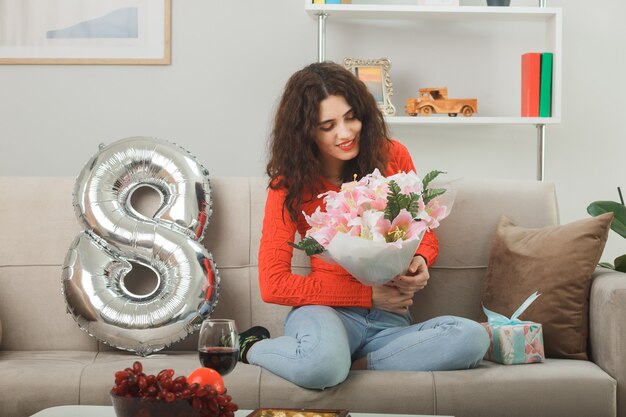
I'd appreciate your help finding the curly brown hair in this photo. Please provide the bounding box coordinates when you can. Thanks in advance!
[267,61,391,222]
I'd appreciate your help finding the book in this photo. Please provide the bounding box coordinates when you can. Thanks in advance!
[325,0,341,3]
[539,52,553,117]
[313,0,324,4]
[521,52,541,117]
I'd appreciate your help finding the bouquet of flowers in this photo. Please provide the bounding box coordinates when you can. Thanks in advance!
[290,169,453,285]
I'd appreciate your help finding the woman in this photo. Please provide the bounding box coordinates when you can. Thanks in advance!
[239,62,488,389]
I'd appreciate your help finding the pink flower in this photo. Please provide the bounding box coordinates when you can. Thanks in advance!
[388,170,423,194]
[367,209,427,248]
[360,210,387,242]
[302,169,450,250]
[304,207,337,246]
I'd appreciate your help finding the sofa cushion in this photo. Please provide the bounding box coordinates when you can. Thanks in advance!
[481,213,612,359]
[0,265,98,351]
[433,359,616,417]
[0,351,97,417]
[256,360,615,417]
[412,178,559,323]
[259,367,435,414]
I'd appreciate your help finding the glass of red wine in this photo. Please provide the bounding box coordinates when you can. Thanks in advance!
[198,319,240,376]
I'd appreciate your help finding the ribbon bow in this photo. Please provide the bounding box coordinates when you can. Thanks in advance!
[483,291,541,326]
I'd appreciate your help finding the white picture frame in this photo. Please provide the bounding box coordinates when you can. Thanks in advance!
[343,57,396,116]
[0,0,171,65]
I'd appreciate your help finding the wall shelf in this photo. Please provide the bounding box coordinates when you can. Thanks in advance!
[305,4,560,22]
[386,116,560,126]
[305,1,562,180]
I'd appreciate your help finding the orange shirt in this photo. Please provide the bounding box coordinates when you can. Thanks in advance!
[258,139,439,308]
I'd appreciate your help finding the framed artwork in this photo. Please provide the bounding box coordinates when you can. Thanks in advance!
[343,57,395,116]
[0,0,171,65]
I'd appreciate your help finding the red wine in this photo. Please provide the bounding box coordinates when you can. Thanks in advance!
[199,347,238,375]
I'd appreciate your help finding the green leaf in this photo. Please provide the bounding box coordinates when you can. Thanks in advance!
[422,170,445,190]
[587,200,626,239]
[288,237,324,256]
[385,180,421,220]
[422,188,446,205]
[614,254,626,273]
[407,193,420,218]
[385,180,403,221]
[598,261,615,269]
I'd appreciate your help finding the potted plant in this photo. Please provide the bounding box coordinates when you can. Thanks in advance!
[587,187,626,272]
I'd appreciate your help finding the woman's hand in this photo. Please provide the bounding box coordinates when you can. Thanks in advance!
[371,256,430,314]
[388,255,430,294]
[371,285,414,314]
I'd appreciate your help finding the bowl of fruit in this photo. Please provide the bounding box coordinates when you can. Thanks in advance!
[110,361,238,417]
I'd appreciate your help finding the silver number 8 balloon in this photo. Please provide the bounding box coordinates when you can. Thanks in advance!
[62,137,219,356]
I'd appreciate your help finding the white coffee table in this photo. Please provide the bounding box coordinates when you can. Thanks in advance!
[30,405,451,417]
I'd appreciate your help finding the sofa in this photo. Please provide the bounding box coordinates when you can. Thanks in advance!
[0,176,624,417]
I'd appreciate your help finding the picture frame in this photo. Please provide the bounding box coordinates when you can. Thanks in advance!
[343,57,396,116]
[0,0,171,65]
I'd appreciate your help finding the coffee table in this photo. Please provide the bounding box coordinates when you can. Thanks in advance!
[30,405,451,417]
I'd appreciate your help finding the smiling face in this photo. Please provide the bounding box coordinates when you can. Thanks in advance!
[314,94,362,181]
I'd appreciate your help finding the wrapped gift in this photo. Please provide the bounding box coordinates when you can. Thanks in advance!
[481,292,545,365]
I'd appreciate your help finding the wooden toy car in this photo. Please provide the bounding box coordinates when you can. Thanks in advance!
[405,87,477,117]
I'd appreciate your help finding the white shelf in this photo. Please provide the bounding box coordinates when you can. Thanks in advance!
[305,4,561,22]
[306,2,562,125]
[385,116,560,125]
[306,2,562,180]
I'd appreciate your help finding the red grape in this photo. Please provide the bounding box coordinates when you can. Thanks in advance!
[110,360,238,417]
[132,361,143,374]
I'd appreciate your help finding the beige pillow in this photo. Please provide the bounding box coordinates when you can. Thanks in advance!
[481,213,612,360]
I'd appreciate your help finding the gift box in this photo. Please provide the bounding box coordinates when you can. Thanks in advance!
[481,292,545,365]
[482,321,544,364]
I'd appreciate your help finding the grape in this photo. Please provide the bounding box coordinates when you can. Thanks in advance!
[127,374,138,385]
[192,397,203,410]
[110,360,239,417]
[206,398,219,415]
[132,361,143,374]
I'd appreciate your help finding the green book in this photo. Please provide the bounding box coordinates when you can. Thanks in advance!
[539,52,553,117]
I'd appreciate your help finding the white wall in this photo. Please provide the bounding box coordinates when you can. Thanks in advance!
[0,0,625,264]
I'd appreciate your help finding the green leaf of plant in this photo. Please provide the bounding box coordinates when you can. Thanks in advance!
[422,188,446,205]
[614,254,626,273]
[407,192,420,218]
[385,180,423,220]
[422,170,445,190]
[587,200,626,239]
[288,237,325,256]
[598,261,615,269]
[385,180,403,221]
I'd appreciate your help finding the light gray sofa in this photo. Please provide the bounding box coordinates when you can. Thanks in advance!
[0,176,624,417]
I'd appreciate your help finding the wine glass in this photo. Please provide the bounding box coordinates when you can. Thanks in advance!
[198,319,239,375]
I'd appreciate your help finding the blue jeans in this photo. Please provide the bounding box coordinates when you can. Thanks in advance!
[248,305,490,389]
